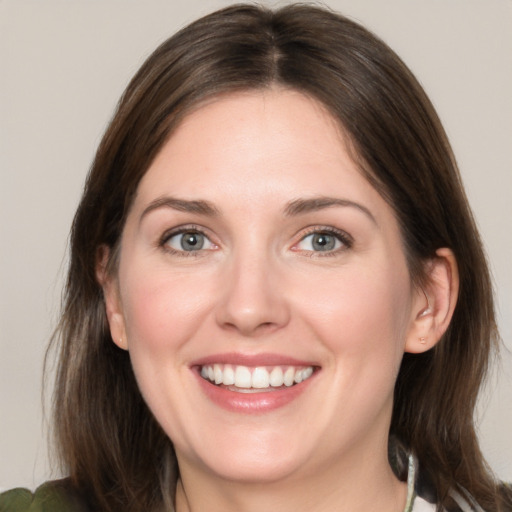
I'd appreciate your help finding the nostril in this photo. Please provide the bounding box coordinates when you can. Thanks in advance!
[221,319,280,336]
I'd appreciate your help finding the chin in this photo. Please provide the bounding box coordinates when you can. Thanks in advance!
[177,428,311,484]
[204,454,304,484]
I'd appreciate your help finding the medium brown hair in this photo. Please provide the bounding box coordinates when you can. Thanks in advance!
[50,4,509,511]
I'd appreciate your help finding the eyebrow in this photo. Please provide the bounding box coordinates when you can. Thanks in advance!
[139,195,376,225]
[284,196,377,225]
[140,196,220,222]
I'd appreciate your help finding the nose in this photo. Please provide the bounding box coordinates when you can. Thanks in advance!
[215,249,290,337]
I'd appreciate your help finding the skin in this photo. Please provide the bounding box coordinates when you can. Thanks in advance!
[100,89,458,512]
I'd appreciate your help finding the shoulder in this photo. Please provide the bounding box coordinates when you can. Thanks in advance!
[0,479,90,512]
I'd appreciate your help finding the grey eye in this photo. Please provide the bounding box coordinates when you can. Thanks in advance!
[166,231,213,252]
[297,232,342,252]
[181,232,204,250]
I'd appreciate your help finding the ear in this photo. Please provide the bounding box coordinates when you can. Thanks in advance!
[405,248,459,354]
[96,245,128,350]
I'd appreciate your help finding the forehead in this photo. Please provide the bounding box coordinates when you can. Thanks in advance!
[133,89,378,206]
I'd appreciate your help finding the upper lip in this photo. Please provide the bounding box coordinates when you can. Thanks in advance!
[191,352,319,368]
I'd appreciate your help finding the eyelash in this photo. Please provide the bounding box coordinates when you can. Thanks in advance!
[292,226,353,256]
[158,225,353,257]
[159,225,215,257]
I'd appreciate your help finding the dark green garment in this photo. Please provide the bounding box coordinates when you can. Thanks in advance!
[0,480,89,512]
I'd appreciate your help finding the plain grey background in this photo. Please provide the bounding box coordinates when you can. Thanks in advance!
[1,0,511,491]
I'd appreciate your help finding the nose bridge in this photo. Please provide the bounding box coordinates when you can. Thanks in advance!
[216,241,289,336]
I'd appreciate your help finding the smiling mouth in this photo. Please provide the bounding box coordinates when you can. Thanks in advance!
[200,364,315,392]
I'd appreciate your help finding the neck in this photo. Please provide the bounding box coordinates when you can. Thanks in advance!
[175,445,408,512]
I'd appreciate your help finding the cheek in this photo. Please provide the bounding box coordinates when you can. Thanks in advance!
[119,264,214,357]
[297,259,412,367]
[117,268,211,427]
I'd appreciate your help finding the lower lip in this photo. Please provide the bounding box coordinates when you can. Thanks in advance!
[194,369,317,414]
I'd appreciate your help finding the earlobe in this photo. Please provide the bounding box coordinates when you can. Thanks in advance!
[405,248,459,354]
[96,245,128,351]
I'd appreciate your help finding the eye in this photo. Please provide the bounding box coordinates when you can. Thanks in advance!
[294,229,351,253]
[163,230,216,253]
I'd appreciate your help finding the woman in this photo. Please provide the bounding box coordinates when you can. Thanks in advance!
[1,4,510,512]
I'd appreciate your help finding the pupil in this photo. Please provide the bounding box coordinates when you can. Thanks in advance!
[181,233,204,251]
[313,233,334,251]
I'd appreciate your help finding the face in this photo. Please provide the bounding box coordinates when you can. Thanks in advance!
[104,89,423,485]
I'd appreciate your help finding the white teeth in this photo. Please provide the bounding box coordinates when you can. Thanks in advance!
[284,367,295,387]
[200,363,315,390]
[234,365,252,388]
[269,367,284,387]
[252,367,269,388]
[302,366,313,380]
[214,364,223,384]
[295,367,313,383]
[222,364,235,385]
